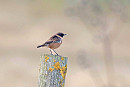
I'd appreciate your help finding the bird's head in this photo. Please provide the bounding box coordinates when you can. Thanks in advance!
[56,32,67,38]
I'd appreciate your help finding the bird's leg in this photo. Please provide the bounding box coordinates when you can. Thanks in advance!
[50,49,53,55]
[53,49,59,55]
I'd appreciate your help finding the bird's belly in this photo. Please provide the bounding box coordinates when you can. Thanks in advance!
[48,43,61,49]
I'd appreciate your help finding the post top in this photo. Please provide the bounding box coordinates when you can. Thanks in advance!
[41,54,68,58]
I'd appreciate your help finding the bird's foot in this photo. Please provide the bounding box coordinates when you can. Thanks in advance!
[55,54,62,57]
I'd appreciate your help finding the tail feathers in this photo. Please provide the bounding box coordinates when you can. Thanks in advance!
[37,44,45,48]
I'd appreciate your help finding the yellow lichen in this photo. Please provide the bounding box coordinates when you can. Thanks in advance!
[45,56,49,62]
[49,68,54,72]
[54,59,56,62]
[54,62,60,70]
[61,57,64,61]
[60,65,67,79]
[59,80,63,87]
[45,56,48,58]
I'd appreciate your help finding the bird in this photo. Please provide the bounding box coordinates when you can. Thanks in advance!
[37,32,67,55]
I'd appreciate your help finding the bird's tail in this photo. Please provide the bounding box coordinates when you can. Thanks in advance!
[37,44,45,48]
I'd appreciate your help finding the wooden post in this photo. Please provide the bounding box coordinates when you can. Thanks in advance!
[39,54,68,87]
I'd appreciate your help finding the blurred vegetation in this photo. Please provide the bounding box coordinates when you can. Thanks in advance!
[65,0,130,25]
[0,0,130,87]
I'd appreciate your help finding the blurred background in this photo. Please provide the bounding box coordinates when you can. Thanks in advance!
[0,0,130,87]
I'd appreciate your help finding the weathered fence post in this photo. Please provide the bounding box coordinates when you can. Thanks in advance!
[39,54,68,87]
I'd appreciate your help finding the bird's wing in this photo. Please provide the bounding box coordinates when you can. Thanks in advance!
[43,41,53,46]
[49,35,58,40]
[50,35,62,43]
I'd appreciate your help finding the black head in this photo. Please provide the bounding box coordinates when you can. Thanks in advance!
[56,32,67,37]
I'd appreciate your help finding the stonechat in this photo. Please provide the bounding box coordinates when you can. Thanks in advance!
[37,32,67,55]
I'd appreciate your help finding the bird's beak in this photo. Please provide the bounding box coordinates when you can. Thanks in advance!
[64,34,67,35]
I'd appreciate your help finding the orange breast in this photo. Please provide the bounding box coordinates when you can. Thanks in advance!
[48,43,61,49]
